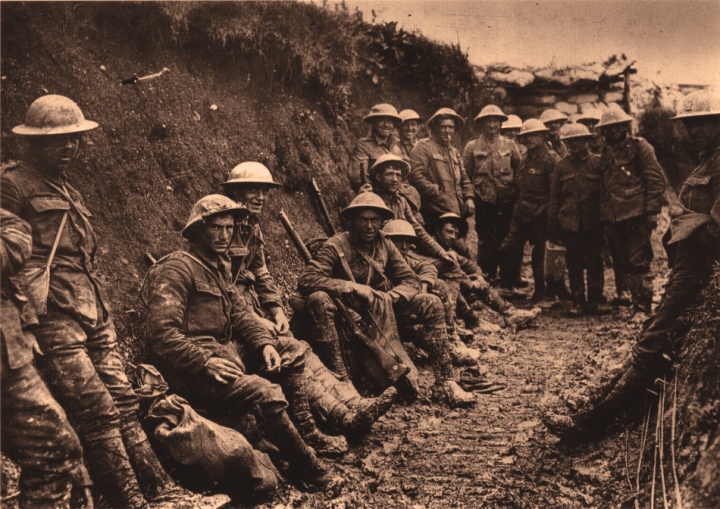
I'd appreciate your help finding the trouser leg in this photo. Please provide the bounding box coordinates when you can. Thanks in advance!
[624,215,655,313]
[499,216,527,288]
[1,358,83,509]
[585,232,605,304]
[305,291,349,380]
[605,221,631,299]
[564,232,585,303]
[529,220,547,293]
[431,279,456,330]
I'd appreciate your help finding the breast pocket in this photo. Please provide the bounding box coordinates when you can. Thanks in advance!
[187,281,227,334]
[681,175,713,213]
[432,154,451,192]
[29,196,71,250]
[497,150,513,177]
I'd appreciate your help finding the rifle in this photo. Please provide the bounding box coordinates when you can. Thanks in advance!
[278,209,409,386]
[310,178,336,236]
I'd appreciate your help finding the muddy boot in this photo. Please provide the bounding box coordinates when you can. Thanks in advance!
[610,289,632,306]
[431,380,477,408]
[285,373,348,457]
[119,418,181,503]
[449,329,482,366]
[339,386,398,437]
[83,435,148,508]
[503,305,541,330]
[314,329,350,381]
[263,411,343,491]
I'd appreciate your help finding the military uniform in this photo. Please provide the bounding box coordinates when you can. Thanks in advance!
[499,144,560,293]
[549,152,605,306]
[1,162,167,507]
[547,137,569,159]
[349,134,402,192]
[463,133,521,277]
[1,209,84,509]
[600,136,666,312]
[397,138,423,211]
[409,137,474,233]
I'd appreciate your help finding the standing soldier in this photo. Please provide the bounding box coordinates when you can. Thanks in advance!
[596,107,666,318]
[409,107,475,236]
[1,209,86,509]
[501,114,527,158]
[348,103,403,192]
[573,108,603,154]
[545,90,720,436]
[1,95,178,508]
[499,119,561,301]
[143,195,340,488]
[463,104,522,281]
[548,124,608,316]
[540,108,570,159]
[397,109,424,212]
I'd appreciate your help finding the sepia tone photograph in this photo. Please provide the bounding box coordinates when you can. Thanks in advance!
[1,1,718,507]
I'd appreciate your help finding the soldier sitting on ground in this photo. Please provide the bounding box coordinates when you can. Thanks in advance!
[143,195,340,489]
[219,162,397,447]
[431,213,540,332]
[297,192,477,408]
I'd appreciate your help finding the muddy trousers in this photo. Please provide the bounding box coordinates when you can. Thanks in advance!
[1,356,83,509]
[604,216,654,312]
[474,199,516,280]
[33,304,164,507]
[499,215,547,292]
[562,230,605,304]
[394,293,454,384]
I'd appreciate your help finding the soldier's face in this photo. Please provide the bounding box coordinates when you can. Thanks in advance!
[198,215,235,255]
[30,133,82,172]
[352,209,383,244]
[401,120,419,142]
[372,117,396,139]
[502,128,520,140]
[683,116,720,153]
[481,117,502,137]
[437,222,459,248]
[231,185,271,216]
[434,119,456,146]
[545,120,566,135]
[519,133,544,150]
[578,119,598,133]
[601,124,628,143]
[566,138,589,156]
[391,237,412,255]
[376,166,403,194]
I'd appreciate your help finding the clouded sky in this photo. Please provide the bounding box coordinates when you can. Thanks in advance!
[334,0,719,87]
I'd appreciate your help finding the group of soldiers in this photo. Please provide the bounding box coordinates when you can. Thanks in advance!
[1,88,718,507]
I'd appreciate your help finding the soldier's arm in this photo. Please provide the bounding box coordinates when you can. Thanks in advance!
[384,239,421,302]
[409,254,439,289]
[462,141,475,180]
[144,259,215,375]
[510,140,522,173]
[228,286,277,353]
[297,241,350,297]
[408,143,441,199]
[249,229,284,310]
[0,209,32,279]
[402,200,446,258]
[458,157,475,201]
[0,176,25,217]
[637,139,667,215]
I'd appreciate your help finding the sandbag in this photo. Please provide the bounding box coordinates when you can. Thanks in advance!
[146,394,279,499]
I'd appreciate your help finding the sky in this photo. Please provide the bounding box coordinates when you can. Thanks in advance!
[328,0,720,87]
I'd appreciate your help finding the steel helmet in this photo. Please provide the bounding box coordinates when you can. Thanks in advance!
[596,107,633,128]
[539,109,569,126]
[437,212,469,238]
[340,192,394,222]
[672,90,720,120]
[517,119,549,137]
[559,123,594,141]
[221,162,282,188]
[474,104,508,124]
[575,109,602,125]
[382,219,417,238]
[427,107,465,127]
[501,114,523,131]
[363,103,402,125]
[369,153,411,180]
[182,194,248,238]
[399,109,422,123]
[12,95,99,136]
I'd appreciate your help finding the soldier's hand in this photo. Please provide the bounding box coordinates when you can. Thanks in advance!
[358,182,374,194]
[464,198,475,217]
[351,283,375,303]
[262,345,282,373]
[440,250,459,267]
[271,307,290,335]
[204,357,243,384]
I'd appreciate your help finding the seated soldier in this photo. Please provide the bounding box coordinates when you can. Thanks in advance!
[220,162,397,443]
[143,195,339,488]
[432,213,540,331]
[297,192,476,408]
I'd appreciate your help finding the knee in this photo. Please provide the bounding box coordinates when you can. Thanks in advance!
[412,293,445,323]
[306,292,336,314]
[253,380,289,418]
[277,337,310,370]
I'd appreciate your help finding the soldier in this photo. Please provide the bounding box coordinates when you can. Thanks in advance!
[1,95,177,508]
[431,213,540,331]
[408,108,475,236]
[545,90,720,436]
[499,119,561,302]
[548,124,609,316]
[573,108,602,154]
[500,114,523,141]
[397,109,424,212]
[596,107,666,318]
[298,192,476,407]
[220,162,397,445]
[1,209,86,509]
[348,103,403,192]
[540,108,570,159]
[463,104,522,281]
[143,195,339,487]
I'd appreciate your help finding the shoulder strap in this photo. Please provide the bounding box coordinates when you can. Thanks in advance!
[45,212,68,272]
[328,237,356,284]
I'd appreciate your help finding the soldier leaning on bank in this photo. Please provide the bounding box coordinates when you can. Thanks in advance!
[1,95,178,509]
[1,208,86,509]
[545,90,720,437]
[463,105,522,282]
[596,107,667,317]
